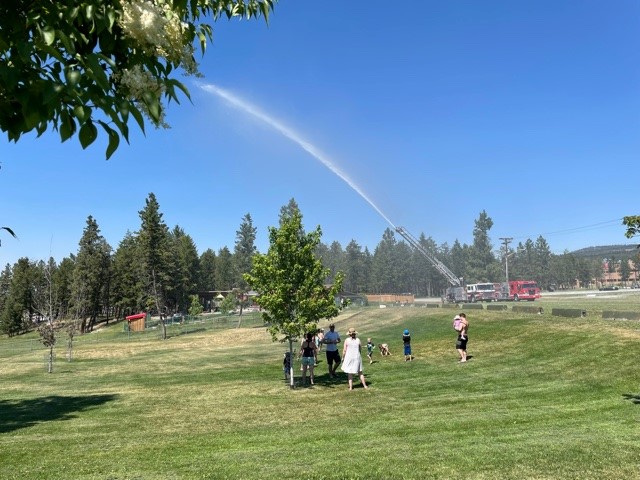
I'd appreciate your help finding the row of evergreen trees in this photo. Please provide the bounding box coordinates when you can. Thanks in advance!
[0,195,624,337]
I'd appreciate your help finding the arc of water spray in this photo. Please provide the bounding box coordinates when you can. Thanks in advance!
[199,82,396,229]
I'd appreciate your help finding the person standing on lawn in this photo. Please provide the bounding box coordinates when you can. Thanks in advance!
[402,329,412,361]
[341,327,368,390]
[299,332,318,385]
[456,313,469,363]
[323,323,341,377]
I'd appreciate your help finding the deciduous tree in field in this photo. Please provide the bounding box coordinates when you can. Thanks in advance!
[38,322,56,373]
[188,294,203,318]
[244,208,344,388]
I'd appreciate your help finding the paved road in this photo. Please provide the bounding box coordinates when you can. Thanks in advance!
[415,288,640,304]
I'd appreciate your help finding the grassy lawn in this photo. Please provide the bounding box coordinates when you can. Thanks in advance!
[1,295,639,479]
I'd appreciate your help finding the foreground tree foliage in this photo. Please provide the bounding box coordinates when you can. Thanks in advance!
[244,208,344,388]
[0,0,276,158]
[623,216,640,244]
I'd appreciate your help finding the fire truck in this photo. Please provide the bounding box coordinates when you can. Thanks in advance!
[493,280,541,301]
[394,227,541,303]
[465,283,497,302]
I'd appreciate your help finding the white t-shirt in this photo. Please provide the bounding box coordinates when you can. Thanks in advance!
[323,330,340,352]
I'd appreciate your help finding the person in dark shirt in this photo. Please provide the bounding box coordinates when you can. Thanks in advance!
[299,332,318,385]
[283,351,291,381]
[456,313,469,363]
[402,329,412,361]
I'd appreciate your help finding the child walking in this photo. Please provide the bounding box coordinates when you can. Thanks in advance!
[283,351,291,381]
[366,338,375,364]
[402,329,412,361]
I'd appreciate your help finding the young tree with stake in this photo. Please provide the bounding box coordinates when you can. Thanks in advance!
[244,209,344,388]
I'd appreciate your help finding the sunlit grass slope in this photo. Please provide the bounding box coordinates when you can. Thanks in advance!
[1,300,638,479]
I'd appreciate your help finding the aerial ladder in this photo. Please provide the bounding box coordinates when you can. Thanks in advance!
[395,226,466,301]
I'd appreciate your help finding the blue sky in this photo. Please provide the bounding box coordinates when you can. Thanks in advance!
[1,1,639,267]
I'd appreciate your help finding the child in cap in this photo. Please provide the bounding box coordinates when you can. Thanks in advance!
[402,329,412,361]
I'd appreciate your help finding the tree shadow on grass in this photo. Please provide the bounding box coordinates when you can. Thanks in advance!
[0,394,119,433]
[622,393,640,405]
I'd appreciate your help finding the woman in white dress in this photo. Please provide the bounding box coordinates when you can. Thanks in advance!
[341,327,369,390]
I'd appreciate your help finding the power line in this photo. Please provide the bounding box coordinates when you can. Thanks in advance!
[511,218,624,242]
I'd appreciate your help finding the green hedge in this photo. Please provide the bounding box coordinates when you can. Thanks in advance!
[512,305,543,314]
[486,304,508,311]
[441,304,458,309]
[601,310,640,320]
[551,308,586,318]
[460,303,484,310]
[425,303,441,309]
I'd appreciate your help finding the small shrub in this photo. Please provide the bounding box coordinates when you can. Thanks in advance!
[461,303,484,310]
[512,305,542,314]
[601,310,640,320]
[487,304,508,311]
[551,308,586,318]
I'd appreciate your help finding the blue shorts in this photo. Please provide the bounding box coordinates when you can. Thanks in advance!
[404,345,411,356]
[301,356,315,366]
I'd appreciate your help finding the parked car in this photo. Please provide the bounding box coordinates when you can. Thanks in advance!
[599,286,619,291]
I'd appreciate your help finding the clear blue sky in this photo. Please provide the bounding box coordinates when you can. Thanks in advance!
[1,1,639,267]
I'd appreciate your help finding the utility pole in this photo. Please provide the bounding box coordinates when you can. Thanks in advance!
[499,237,513,284]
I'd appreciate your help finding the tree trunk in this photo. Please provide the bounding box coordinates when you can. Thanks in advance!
[151,268,166,340]
[48,346,54,373]
[288,339,295,389]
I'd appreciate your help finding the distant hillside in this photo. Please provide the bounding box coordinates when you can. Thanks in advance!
[570,244,639,260]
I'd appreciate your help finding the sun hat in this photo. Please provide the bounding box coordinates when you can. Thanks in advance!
[403,329,410,335]
[347,327,357,335]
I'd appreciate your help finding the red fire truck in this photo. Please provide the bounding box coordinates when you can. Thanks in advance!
[494,280,541,301]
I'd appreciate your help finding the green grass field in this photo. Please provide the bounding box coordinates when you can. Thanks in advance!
[1,292,639,479]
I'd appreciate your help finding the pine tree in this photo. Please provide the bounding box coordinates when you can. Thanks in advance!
[168,226,200,313]
[215,247,234,291]
[71,216,111,333]
[111,232,143,318]
[137,193,171,339]
[198,249,217,291]
[234,213,257,314]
